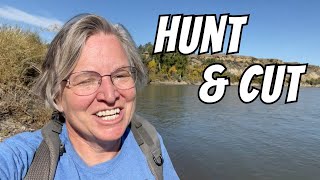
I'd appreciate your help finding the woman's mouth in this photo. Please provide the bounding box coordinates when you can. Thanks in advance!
[95,108,121,121]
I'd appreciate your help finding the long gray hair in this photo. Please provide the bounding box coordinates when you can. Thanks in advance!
[34,14,147,110]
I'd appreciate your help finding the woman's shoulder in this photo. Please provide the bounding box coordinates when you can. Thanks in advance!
[0,130,43,179]
[1,129,43,150]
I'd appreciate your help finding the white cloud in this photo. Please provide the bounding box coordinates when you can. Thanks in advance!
[0,6,63,32]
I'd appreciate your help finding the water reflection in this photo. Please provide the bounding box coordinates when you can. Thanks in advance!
[137,85,320,180]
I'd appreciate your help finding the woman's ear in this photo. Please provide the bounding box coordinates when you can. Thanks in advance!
[55,82,67,112]
[55,94,64,112]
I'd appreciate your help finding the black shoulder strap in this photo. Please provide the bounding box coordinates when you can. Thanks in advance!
[24,111,64,180]
[131,114,164,180]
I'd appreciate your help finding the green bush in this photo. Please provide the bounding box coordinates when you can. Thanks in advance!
[306,78,320,85]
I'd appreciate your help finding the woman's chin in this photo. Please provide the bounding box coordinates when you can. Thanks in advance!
[91,123,127,142]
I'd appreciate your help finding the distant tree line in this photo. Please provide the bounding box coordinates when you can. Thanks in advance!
[138,42,259,84]
[138,42,189,83]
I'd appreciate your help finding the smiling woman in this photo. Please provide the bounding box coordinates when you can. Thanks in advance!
[0,14,178,180]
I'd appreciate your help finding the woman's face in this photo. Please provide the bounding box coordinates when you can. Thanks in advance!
[57,33,136,143]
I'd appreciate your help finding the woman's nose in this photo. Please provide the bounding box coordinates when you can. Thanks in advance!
[95,77,120,104]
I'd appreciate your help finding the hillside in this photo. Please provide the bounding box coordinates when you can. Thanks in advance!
[187,54,320,86]
[139,43,320,86]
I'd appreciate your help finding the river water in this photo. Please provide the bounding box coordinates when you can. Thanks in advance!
[136,85,320,180]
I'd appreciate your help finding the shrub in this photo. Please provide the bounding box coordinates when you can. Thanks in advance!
[0,26,51,129]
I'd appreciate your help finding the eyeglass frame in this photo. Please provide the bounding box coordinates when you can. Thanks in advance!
[63,66,137,96]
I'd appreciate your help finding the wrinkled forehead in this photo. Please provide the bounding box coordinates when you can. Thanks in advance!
[71,33,130,74]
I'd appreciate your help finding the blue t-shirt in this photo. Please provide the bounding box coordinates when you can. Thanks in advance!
[0,124,179,179]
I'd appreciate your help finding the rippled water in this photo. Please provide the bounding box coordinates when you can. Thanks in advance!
[136,85,320,180]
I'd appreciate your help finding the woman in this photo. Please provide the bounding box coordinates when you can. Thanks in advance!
[0,14,178,179]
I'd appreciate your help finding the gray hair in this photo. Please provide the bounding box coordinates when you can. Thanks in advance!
[34,14,147,110]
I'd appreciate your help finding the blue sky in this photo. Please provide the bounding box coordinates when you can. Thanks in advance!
[0,0,319,65]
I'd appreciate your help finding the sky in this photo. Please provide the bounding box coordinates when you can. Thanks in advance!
[0,0,319,66]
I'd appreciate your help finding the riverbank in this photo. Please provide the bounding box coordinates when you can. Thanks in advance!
[149,80,189,85]
[149,80,320,87]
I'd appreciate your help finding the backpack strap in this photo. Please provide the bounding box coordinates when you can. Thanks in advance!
[24,111,65,180]
[131,114,164,180]
[25,113,163,180]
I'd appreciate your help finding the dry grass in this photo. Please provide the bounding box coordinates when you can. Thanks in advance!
[0,26,52,138]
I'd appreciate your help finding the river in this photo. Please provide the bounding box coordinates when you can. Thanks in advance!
[136,85,320,180]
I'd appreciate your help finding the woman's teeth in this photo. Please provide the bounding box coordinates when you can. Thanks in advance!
[96,108,120,121]
[101,114,119,121]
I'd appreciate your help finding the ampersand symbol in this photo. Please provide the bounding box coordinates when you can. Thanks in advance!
[198,63,230,104]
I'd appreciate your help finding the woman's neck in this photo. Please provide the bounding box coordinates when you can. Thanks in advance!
[66,125,121,167]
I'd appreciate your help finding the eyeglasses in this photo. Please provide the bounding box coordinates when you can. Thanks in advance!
[64,66,137,96]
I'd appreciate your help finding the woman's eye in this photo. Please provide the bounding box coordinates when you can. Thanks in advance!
[114,72,130,78]
[74,78,96,86]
